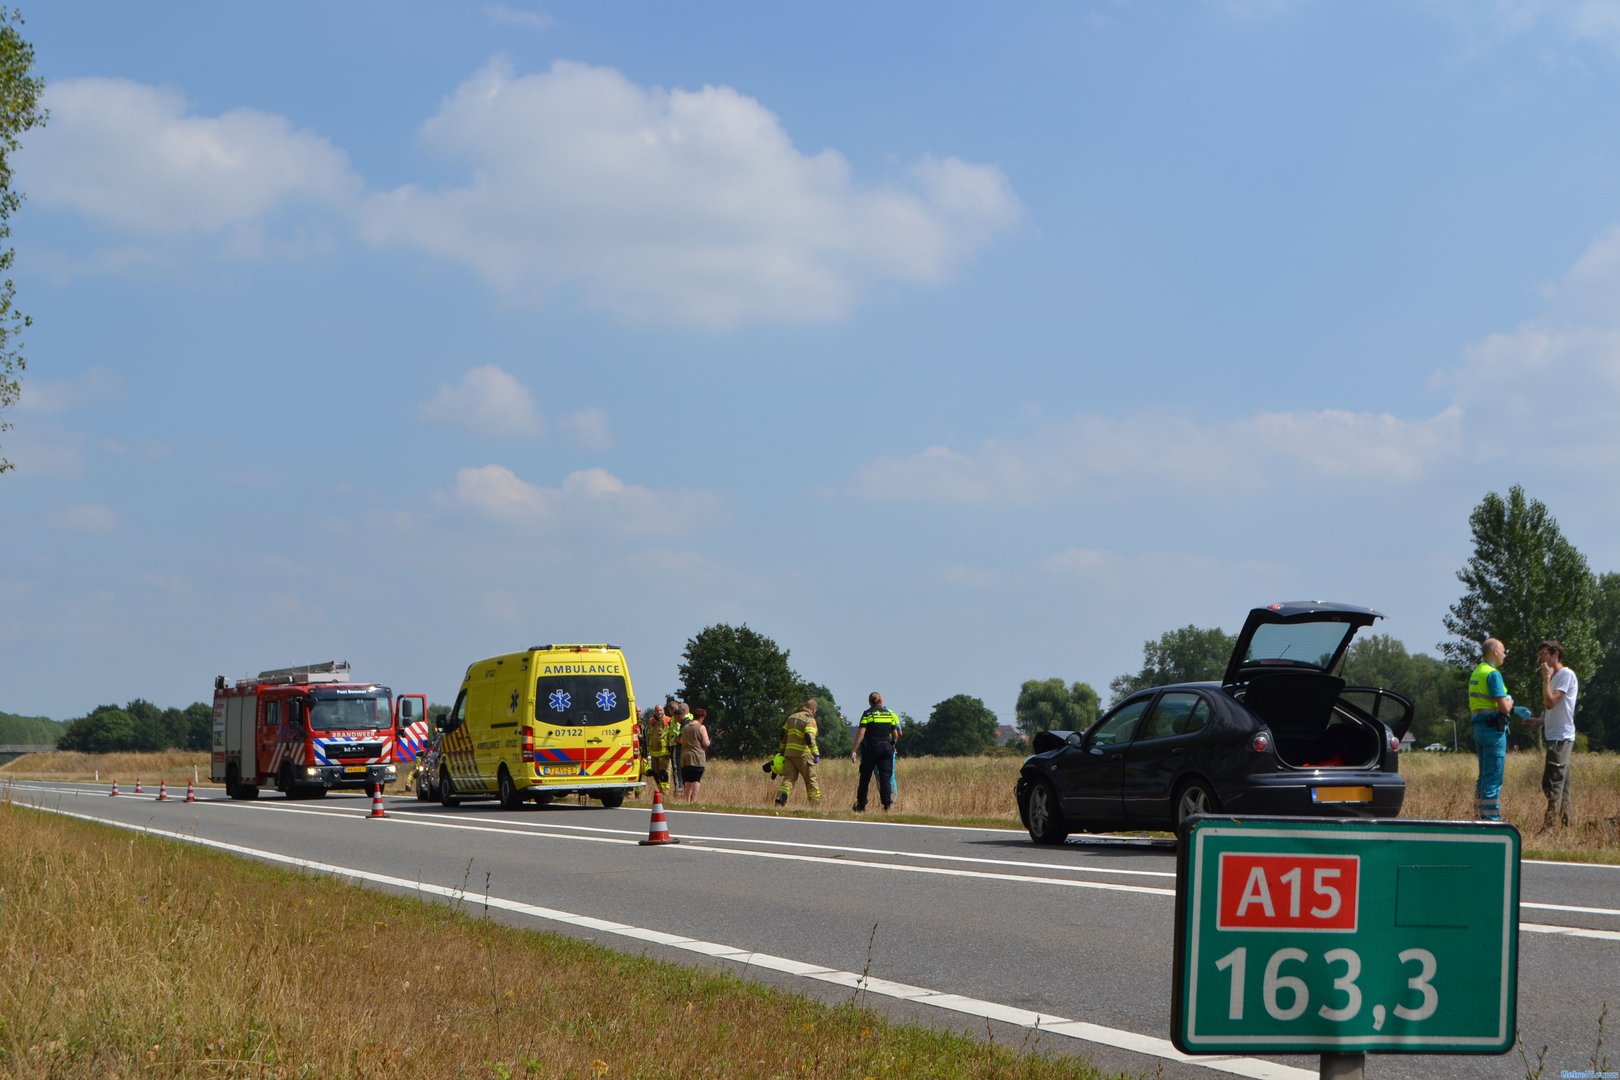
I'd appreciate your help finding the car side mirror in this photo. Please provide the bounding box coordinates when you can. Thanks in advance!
[1067,731,1085,749]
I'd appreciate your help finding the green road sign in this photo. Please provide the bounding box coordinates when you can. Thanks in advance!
[1172,816,1519,1055]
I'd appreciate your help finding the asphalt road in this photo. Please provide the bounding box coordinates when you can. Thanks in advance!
[8,779,1617,1080]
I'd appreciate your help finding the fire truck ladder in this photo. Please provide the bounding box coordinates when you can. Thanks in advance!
[253,660,352,686]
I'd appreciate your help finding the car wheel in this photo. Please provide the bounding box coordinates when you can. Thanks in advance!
[1174,779,1220,830]
[498,766,522,810]
[415,769,430,801]
[1024,778,1069,845]
[439,766,460,807]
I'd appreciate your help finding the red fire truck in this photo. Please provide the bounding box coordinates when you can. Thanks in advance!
[210,660,425,800]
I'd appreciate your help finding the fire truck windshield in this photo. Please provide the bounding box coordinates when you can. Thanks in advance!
[307,691,393,733]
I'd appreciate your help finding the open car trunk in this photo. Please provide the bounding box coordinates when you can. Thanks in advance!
[1234,672,1385,769]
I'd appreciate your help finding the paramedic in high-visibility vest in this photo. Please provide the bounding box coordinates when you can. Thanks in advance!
[775,699,821,808]
[1468,637,1529,821]
[851,691,900,812]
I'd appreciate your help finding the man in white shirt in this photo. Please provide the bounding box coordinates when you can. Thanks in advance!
[1536,640,1579,829]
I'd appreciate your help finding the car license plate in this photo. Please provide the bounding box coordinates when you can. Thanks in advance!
[344,766,366,775]
[1312,785,1373,803]
[539,765,579,777]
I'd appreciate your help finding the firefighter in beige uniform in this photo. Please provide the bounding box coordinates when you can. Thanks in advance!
[775,699,821,808]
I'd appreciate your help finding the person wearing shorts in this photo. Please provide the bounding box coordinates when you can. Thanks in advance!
[677,706,711,802]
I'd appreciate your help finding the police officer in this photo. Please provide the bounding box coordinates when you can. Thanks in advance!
[775,698,821,808]
[1468,637,1529,821]
[851,691,900,812]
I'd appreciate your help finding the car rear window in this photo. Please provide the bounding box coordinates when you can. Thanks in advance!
[1243,621,1357,671]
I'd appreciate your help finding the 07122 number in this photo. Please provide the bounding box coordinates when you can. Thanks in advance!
[1211,946,1438,1025]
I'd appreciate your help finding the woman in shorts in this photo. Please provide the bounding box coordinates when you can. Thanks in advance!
[677,706,711,802]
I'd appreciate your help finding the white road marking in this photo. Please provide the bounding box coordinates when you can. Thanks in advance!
[21,800,1313,1080]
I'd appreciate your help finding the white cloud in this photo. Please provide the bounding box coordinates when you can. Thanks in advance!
[61,503,120,533]
[448,464,715,528]
[484,4,553,29]
[560,407,613,449]
[360,59,1021,329]
[418,365,543,437]
[849,407,1465,505]
[15,369,123,415]
[23,78,360,243]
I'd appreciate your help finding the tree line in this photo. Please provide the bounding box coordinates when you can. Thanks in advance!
[19,486,1610,759]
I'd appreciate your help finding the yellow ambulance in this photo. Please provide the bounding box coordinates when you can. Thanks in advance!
[435,644,642,809]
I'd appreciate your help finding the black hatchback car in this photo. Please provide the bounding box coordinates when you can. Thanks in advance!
[1015,602,1412,843]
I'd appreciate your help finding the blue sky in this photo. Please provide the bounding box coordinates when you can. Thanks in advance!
[7,2,1620,727]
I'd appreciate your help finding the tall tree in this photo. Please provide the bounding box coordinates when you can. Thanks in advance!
[909,694,998,757]
[0,9,46,473]
[1440,486,1599,721]
[1108,625,1235,702]
[1014,677,1099,737]
[676,623,801,760]
[1582,571,1620,751]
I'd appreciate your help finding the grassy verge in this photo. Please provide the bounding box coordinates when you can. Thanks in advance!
[0,799,1126,1079]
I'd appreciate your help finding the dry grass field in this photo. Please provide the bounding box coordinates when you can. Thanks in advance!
[5,747,1618,862]
[0,795,1121,1079]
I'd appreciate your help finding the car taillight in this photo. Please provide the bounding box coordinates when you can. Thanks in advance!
[521,726,535,764]
[1386,731,1399,753]
[1251,733,1270,753]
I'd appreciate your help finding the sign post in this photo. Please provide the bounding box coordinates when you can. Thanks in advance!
[1173,816,1519,1070]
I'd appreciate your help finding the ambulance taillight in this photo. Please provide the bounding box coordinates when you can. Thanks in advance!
[521,726,535,764]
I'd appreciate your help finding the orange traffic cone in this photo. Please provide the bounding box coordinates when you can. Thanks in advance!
[369,787,386,819]
[638,789,679,846]
[185,780,197,803]
[134,778,144,794]
[155,779,170,802]
[109,779,120,796]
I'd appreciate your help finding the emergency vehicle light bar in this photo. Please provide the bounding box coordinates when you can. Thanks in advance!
[532,644,619,651]
[252,660,352,686]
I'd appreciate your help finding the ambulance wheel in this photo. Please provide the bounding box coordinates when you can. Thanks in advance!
[498,766,522,810]
[1024,778,1068,845]
[439,766,460,807]
[596,792,625,809]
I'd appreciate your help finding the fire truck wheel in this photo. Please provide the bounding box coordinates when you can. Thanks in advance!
[498,766,522,810]
[279,763,298,798]
[439,766,461,807]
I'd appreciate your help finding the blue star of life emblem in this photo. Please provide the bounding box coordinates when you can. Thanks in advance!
[509,689,520,713]
[595,689,617,711]
[548,690,571,712]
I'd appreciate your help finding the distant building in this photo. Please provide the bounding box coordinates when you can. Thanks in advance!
[997,725,1027,749]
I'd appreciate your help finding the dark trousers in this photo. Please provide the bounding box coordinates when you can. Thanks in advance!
[856,745,894,809]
